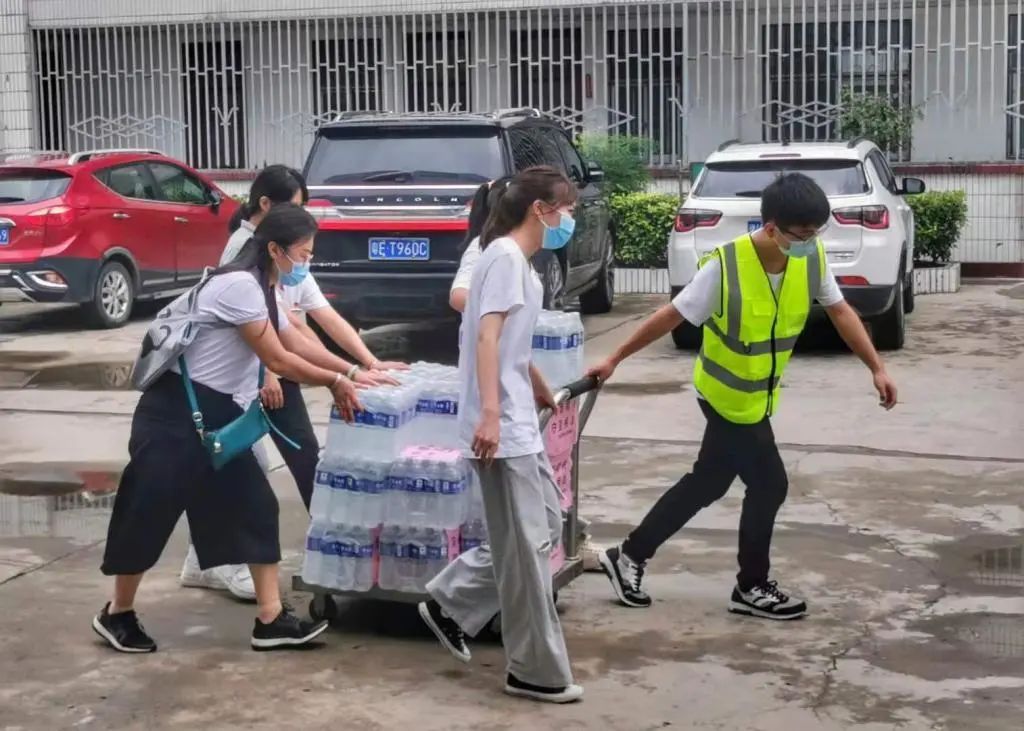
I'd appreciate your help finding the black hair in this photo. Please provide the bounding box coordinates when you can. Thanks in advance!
[228,164,308,233]
[460,176,514,255]
[212,202,318,333]
[479,166,577,250]
[760,172,831,230]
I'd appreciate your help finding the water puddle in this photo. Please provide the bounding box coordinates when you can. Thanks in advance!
[0,462,121,541]
[602,380,688,396]
[0,362,134,390]
[914,613,1024,661]
[972,544,1024,589]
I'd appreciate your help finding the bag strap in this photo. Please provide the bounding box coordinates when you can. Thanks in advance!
[178,356,206,436]
[265,412,301,450]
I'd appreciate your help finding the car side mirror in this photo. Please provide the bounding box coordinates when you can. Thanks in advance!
[586,161,605,184]
[208,190,224,212]
[901,177,925,195]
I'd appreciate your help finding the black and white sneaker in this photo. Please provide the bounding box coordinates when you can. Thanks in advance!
[251,607,329,650]
[728,580,807,621]
[598,545,652,608]
[504,673,584,704]
[92,603,157,653]
[418,600,470,663]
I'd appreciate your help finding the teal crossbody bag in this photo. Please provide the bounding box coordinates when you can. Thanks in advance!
[179,357,299,471]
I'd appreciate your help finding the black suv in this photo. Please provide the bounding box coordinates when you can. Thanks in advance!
[301,109,615,328]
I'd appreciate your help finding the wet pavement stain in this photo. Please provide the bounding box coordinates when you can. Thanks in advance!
[601,380,688,396]
[0,462,121,541]
[0,361,134,390]
[997,283,1024,300]
[972,544,1023,589]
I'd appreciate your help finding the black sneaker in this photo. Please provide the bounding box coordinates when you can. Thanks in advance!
[598,545,652,608]
[251,608,329,650]
[728,580,807,621]
[418,600,470,663]
[504,673,584,704]
[92,602,157,653]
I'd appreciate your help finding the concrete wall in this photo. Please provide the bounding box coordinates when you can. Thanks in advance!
[0,0,33,151]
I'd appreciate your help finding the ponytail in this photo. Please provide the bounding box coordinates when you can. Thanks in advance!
[460,176,513,255]
[228,164,307,235]
[480,166,576,250]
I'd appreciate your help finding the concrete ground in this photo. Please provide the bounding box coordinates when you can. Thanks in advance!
[0,284,1022,731]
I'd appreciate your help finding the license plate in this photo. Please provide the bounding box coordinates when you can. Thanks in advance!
[747,219,762,233]
[0,228,9,246]
[368,237,430,261]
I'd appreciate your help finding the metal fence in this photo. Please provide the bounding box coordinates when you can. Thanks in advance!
[27,1,1024,171]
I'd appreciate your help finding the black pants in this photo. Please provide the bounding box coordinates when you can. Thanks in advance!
[266,379,319,511]
[622,399,788,590]
[102,373,280,575]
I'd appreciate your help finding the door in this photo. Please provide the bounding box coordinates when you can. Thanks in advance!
[94,163,176,288]
[147,162,226,283]
[554,130,606,277]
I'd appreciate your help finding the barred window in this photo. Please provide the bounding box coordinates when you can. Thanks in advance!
[311,37,382,123]
[1008,15,1024,160]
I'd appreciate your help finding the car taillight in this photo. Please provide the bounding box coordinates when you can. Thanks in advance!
[836,275,870,286]
[833,205,889,230]
[304,198,342,220]
[674,208,722,233]
[28,204,78,227]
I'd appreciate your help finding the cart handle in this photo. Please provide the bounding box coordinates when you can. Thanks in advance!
[553,375,601,406]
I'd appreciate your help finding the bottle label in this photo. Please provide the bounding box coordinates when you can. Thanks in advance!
[306,535,321,551]
[425,544,448,560]
[461,538,483,552]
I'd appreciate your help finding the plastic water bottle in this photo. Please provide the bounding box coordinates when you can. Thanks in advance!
[463,464,485,525]
[302,522,325,586]
[361,457,389,528]
[460,517,487,554]
[377,524,400,590]
[347,525,375,591]
[420,527,449,590]
[436,453,468,528]
[310,464,334,522]
[319,528,340,590]
[328,461,356,527]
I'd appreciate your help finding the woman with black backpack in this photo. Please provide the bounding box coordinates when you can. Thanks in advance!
[94,204,362,653]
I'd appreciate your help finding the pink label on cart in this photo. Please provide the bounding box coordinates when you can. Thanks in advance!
[446,527,461,563]
[543,403,578,455]
[549,542,566,574]
[548,450,574,512]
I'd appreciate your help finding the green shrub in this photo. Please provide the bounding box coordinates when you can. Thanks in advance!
[608,192,679,268]
[907,190,967,264]
[839,87,921,155]
[577,134,652,197]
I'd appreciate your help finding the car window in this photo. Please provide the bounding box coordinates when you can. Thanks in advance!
[508,127,547,171]
[696,159,869,198]
[148,163,210,205]
[868,151,898,193]
[553,132,586,183]
[100,164,159,201]
[0,170,71,204]
[532,127,567,172]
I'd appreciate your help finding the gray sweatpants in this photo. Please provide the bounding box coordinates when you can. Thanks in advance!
[426,452,573,688]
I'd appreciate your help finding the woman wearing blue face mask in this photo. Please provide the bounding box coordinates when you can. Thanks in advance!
[419,167,584,705]
[180,165,402,602]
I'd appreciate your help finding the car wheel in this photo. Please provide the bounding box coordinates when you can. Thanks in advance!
[533,251,565,311]
[903,267,916,315]
[871,276,906,351]
[580,231,615,315]
[83,261,134,328]
[671,320,702,350]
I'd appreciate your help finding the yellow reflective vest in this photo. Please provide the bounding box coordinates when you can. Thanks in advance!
[692,234,825,425]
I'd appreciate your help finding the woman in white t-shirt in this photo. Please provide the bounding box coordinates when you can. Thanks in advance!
[94,204,363,654]
[182,166,403,600]
[419,167,584,704]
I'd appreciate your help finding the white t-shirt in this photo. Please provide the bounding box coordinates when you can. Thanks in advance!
[220,219,330,317]
[451,236,481,293]
[172,271,289,398]
[458,237,544,459]
[672,254,844,327]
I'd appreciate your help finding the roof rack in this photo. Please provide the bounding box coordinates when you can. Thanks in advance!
[493,107,543,121]
[0,150,69,164]
[716,139,740,152]
[68,148,165,164]
[332,110,394,121]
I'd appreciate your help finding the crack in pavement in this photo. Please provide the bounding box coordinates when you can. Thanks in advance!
[0,539,105,588]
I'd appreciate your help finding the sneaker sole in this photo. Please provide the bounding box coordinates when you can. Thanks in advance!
[250,621,329,650]
[417,602,471,663]
[91,616,156,654]
[727,601,807,621]
[504,684,584,704]
[597,551,651,609]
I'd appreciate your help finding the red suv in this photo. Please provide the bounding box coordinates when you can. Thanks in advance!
[0,149,237,327]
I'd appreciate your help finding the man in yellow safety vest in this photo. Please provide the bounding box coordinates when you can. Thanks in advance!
[587,172,898,620]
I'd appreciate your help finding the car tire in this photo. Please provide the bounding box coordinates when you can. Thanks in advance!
[903,268,916,315]
[83,260,134,328]
[533,251,565,311]
[579,231,615,315]
[871,276,906,351]
[671,320,702,350]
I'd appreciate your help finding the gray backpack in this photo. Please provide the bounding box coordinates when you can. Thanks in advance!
[130,270,225,390]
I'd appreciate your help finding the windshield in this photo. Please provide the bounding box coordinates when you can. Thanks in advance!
[306,126,505,185]
[696,159,869,198]
[0,170,71,204]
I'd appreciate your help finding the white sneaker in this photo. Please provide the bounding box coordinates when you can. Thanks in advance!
[180,546,257,602]
[580,536,605,573]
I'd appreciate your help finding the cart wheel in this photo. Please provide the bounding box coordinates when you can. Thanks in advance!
[309,594,338,623]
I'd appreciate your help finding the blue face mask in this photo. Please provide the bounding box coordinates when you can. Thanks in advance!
[542,212,576,250]
[279,255,310,287]
[777,233,817,259]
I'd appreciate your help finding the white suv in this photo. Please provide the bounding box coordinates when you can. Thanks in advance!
[667,139,924,350]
